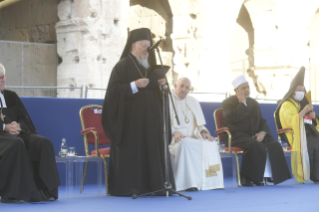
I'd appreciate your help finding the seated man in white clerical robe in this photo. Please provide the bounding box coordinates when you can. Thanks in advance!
[169,77,224,191]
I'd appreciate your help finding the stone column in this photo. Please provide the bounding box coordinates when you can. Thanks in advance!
[56,0,129,98]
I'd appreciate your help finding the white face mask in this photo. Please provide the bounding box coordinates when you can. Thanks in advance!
[294,91,305,101]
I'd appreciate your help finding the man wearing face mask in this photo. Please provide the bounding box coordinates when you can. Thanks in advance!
[275,67,319,183]
[222,75,291,187]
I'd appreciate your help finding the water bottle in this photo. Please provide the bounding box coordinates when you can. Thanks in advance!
[60,138,68,156]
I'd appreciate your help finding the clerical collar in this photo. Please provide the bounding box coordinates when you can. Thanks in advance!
[172,91,186,102]
[0,92,7,108]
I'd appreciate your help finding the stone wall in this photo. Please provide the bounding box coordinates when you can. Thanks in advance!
[56,0,129,98]
[2,0,319,101]
[0,0,59,97]
[242,0,319,100]
[0,0,59,43]
[128,0,241,101]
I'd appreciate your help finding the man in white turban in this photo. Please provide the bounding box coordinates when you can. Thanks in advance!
[169,77,224,191]
[221,75,291,186]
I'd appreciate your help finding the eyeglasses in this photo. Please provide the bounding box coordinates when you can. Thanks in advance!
[137,44,150,50]
[0,75,7,81]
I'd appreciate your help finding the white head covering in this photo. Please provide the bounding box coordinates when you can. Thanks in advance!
[232,75,248,89]
[176,76,192,86]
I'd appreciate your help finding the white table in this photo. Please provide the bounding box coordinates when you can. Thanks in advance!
[56,156,103,197]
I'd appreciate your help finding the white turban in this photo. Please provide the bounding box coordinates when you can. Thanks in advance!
[232,75,247,89]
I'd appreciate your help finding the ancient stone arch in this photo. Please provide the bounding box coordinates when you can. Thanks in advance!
[230,4,259,97]
[239,0,319,100]
[128,0,243,97]
[55,0,246,98]
[55,0,319,100]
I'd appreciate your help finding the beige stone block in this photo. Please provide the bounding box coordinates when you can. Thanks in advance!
[72,0,91,19]
[0,9,8,29]
[31,2,59,26]
[27,25,51,43]
[58,0,72,21]
[168,0,190,16]
[0,27,5,39]
[5,28,28,42]
[6,6,31,29]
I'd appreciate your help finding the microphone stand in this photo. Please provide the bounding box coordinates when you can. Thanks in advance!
[132,47,191,200]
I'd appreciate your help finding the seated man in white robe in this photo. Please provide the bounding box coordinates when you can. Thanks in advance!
[169,77,224,191]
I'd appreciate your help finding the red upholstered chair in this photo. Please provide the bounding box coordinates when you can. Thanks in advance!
[79,104,110,194]
[274,112,292,151]
[213,108,244,186]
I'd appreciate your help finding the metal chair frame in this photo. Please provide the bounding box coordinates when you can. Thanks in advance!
[79,104,109,194]
[213,108,243,186]
[273,111,293,151]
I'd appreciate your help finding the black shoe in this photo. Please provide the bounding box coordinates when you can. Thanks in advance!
[185,187,198,191]
[241,177,254,187]
[252,181,264,186]
[1,198,28,204]
[265,177,274,183]
[41,189,56,202]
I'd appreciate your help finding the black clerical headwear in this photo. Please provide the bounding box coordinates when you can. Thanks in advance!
[275,67,307,136]
[120,28,156,66]
[280,66,305,103]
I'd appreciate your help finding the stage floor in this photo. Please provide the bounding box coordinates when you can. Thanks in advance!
[1,179,318,212]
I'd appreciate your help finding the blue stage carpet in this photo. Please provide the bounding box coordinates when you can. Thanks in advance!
[1,182,318,212]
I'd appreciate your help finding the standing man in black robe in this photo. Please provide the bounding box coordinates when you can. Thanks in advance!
[102,28,174,196]
[0,63,60,203]
[222,75,291,186]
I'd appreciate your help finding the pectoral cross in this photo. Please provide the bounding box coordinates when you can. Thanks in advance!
[0,112,5,122]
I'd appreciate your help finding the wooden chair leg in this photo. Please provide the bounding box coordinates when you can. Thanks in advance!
[80,159,90,193]
[101,156,108,194]
[234,152,241,186]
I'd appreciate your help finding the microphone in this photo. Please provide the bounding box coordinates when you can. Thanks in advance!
[147,40,162,53]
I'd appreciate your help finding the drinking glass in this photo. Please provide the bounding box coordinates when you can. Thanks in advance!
[67,147,76,156]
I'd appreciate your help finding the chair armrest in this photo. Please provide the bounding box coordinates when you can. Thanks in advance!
[215,127,230,134]
[215,128,233,153]
[80,127,99,156]
[277,128,293,135]
[81,127,97,135]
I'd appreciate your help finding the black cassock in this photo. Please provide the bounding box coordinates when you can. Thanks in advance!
[222,96,291,184]
[0,90,60,202]
[299,102,319,182]
[102,53,175,196]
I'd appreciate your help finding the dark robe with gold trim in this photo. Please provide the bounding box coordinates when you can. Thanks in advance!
[222,96,291,184]
[0,90,60,202]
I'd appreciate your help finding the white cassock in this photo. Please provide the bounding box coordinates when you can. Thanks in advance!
[169,92,224,191]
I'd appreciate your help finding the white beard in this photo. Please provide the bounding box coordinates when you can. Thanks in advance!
[136,57,150,69]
